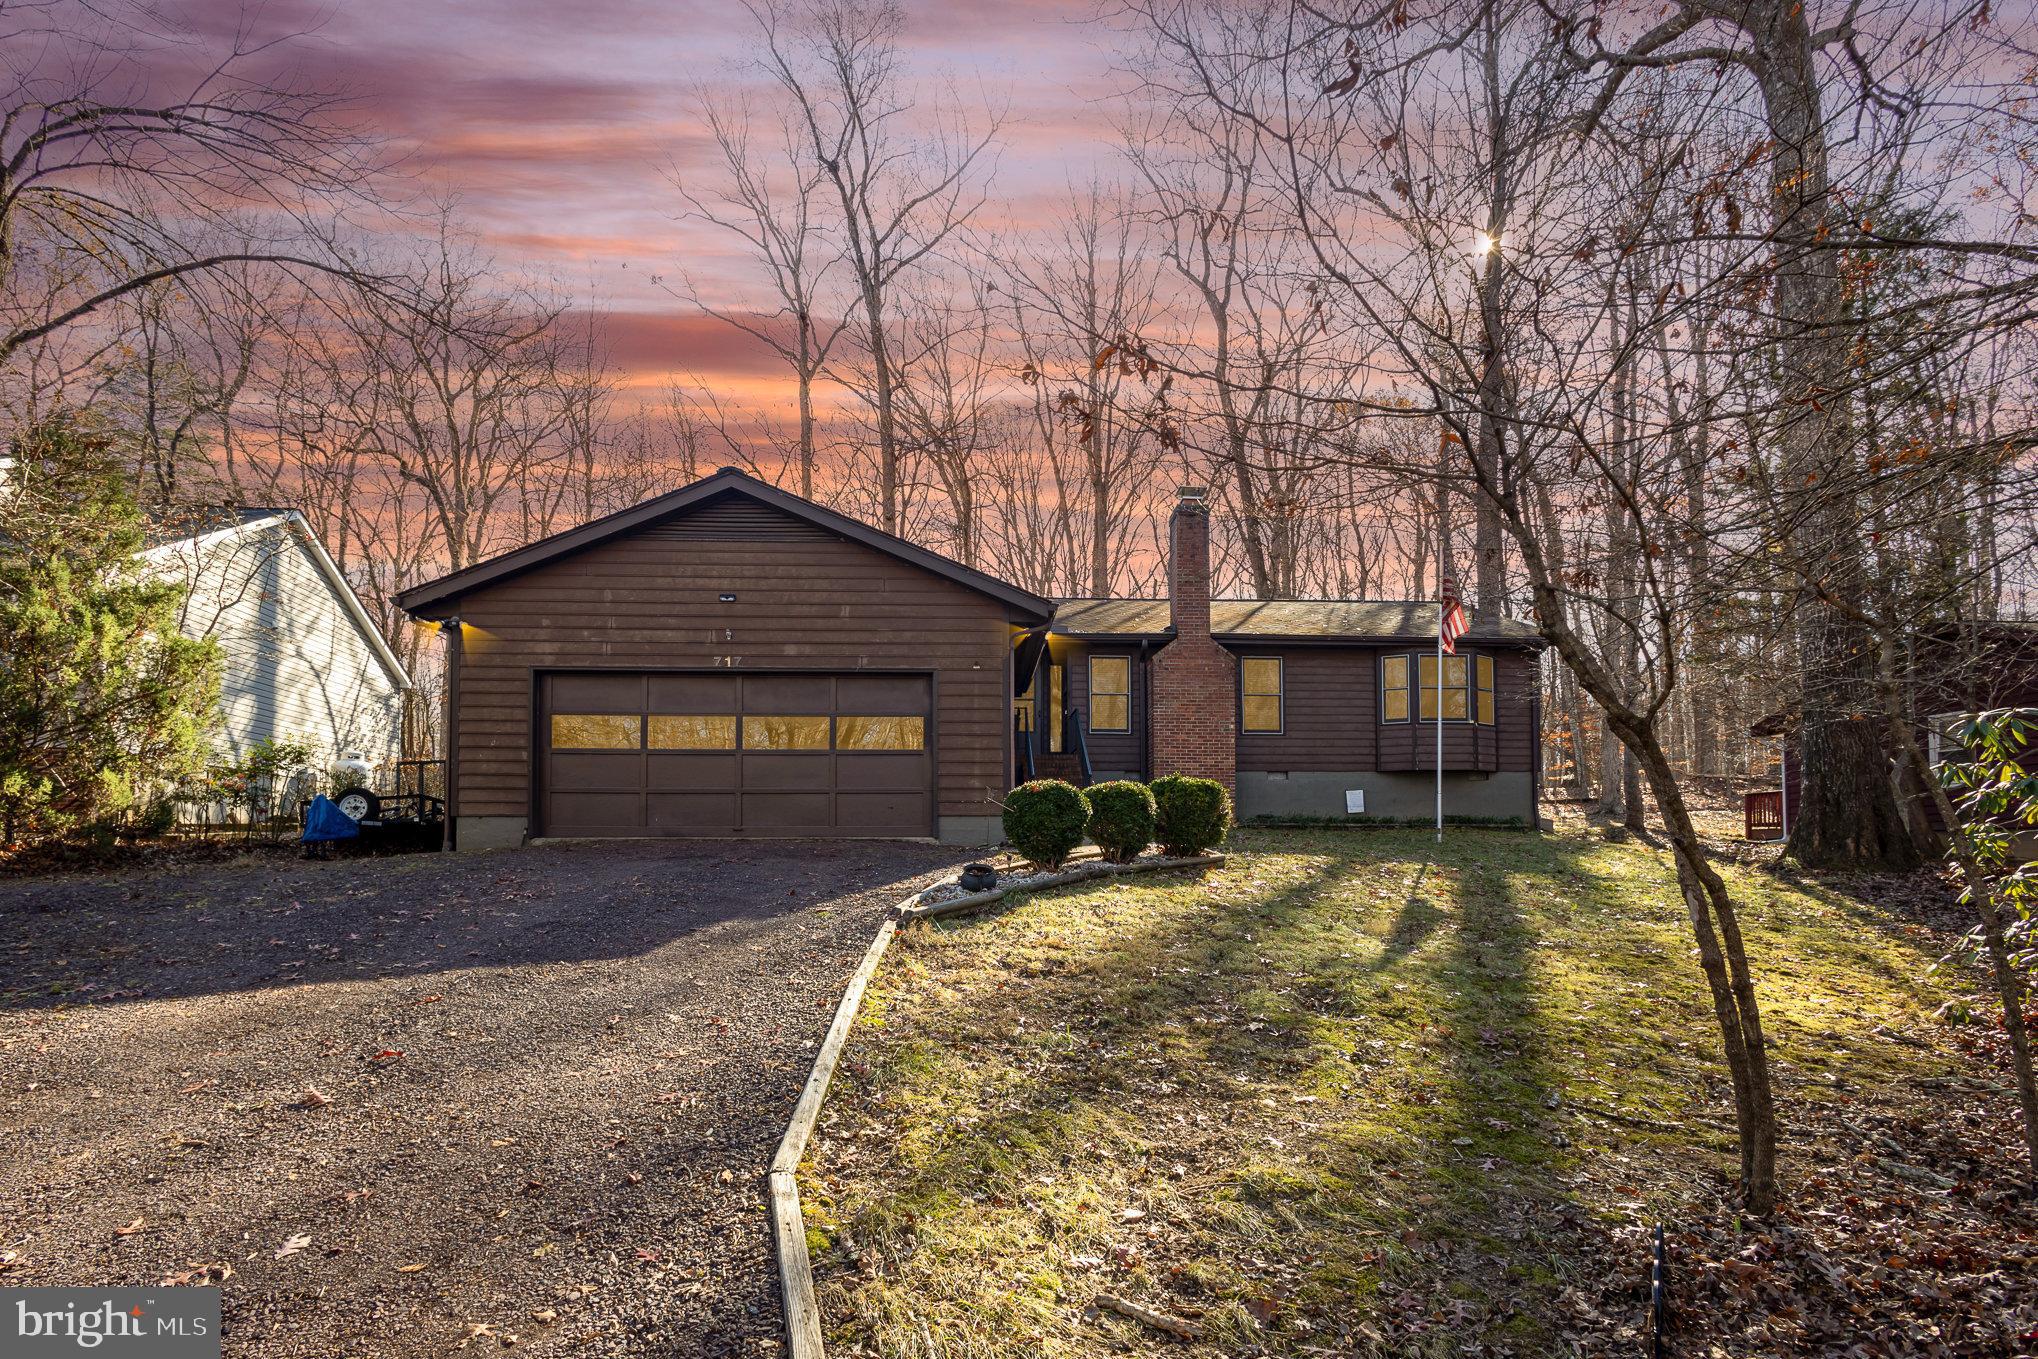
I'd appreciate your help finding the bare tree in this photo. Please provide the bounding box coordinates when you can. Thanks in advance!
[669,91,849,499]
[1121,0,1786,1210]
[1124,101,1362,598]
[747,0,999,534]
[0,1,393,370]
[1007,183,1173,596]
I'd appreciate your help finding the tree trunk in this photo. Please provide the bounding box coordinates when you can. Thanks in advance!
[1526,566,1779,1212]
[797,316,818,501]
[1622,748,1646,833]
[1565,673,1592,799]
[1598,715,1626,819]
[863,282,898,534]
[1739,0,1916,869]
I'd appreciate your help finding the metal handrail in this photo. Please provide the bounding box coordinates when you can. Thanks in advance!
[1067,707,1093,786]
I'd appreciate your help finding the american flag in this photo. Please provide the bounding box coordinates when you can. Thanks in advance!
[1439,577,1469,655]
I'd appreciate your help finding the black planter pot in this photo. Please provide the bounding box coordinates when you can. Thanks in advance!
[958,863,998,892]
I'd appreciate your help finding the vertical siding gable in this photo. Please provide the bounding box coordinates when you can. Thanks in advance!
[156,524,405,763]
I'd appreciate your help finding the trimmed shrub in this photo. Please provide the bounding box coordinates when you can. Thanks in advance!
[1085,780,1157,863]
[1003,779,1091,870]
[1150,775,1232,856]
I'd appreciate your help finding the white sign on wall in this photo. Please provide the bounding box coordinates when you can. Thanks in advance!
[1345,789,1365,815]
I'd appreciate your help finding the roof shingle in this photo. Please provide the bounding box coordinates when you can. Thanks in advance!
[1050,597,1543,645]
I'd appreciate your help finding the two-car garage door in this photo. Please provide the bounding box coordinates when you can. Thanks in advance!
[538,671,933,838]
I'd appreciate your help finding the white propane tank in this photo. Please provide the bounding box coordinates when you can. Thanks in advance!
[332,752,374,786]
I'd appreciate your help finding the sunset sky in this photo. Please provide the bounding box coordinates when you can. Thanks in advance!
[210,0,1139,398]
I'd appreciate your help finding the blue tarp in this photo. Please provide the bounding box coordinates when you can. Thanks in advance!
[302,794,361,843]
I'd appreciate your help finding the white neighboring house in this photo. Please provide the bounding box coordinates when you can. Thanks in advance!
[143,508,411,781]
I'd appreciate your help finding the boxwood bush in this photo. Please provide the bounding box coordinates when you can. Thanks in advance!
[1002,779,1091,870]
[1085,780,1157,863]
[1149,775,1232,856]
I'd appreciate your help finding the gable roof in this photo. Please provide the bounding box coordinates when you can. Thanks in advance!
[143,509,413,691]
[1051,598,1545,646]
[142,504,293,550]
[395,468,1057,621]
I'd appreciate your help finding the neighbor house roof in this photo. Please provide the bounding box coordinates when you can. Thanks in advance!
[396,467,1057,622]
[142,504,294,550]
[1050,598,1545,645]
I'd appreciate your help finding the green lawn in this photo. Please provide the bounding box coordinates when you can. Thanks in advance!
[797,827,2006,1357]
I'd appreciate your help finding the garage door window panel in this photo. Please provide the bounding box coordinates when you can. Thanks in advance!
[743,715,831,749]
[551,714,642,749]
[837,715,925,750]
[648,714,737,749]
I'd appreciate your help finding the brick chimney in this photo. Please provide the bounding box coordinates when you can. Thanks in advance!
[1149,486,1236,793]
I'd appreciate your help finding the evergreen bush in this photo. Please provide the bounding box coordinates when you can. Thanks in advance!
[1002,779,1091,870]
[1149,775,1231,856]
[1085,780,1157,863]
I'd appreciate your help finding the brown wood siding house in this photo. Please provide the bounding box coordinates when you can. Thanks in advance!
[1040,630,1543,824]
[398,469,1052,848]
[401,475,1546,848]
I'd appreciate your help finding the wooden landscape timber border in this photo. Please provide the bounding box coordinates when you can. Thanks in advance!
[766,850,1228,1359]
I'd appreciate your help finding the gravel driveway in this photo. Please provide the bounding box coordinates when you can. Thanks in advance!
[0,839,966,1357]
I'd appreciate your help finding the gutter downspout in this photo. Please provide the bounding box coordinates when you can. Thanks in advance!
[1138,640,1152,781]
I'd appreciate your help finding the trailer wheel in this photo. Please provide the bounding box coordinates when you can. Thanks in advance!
[334,787,380,822]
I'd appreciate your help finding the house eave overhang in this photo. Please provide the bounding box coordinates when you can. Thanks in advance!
[1050,629,1548,649]
[395,469,1056,624]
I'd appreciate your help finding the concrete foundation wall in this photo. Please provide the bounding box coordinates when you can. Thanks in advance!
[1236,770,1535,823]
[457,816,528,851]
[938,815,1005,847]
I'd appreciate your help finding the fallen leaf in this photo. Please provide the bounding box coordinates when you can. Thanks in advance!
[159,1263,231,1287]
[397,1263,429,1273]
[275,1233,312,1259]
[368,1049,403,1063]
[298,1086,331,1108]
[113,1218,146,1238]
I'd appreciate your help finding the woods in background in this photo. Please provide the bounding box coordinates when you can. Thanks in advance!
[4,0,2035,844]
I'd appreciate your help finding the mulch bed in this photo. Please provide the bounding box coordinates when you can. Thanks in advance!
[0,839,964,1357]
